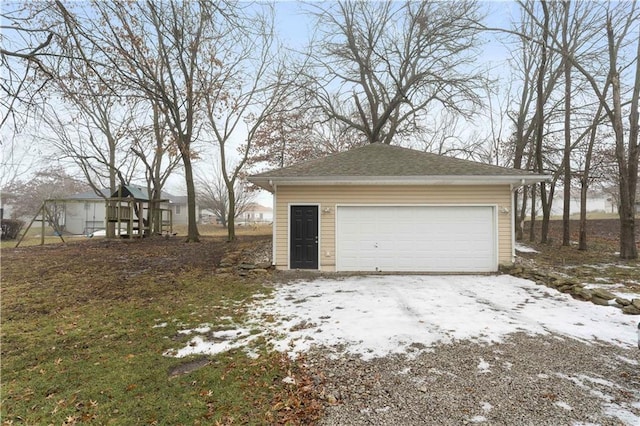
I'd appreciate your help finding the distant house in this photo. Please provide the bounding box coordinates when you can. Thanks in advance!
[57,186,193,235]
[550,189,616,216]
[0,191,20,221]
[238,203,273,224]
[63,189,110,234]
[167,195,189,226]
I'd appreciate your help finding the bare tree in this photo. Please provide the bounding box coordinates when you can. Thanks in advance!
[577,104,606,250]
[0,2,59,130]
[491,1,638,257]
[247,94,366,172]
[202,5,287,241]
[506,0,566,242]
[522,1,639,258]
[129,101,183,234]
[2,167,90,229]
[196,173,255,228]
[41,96,137,196]
[302,0,484,145]
[50,0,244,242]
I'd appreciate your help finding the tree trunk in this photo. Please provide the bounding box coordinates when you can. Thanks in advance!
[608,22,638,259]
[514,192,523,241]
[518,186,529,241]
[534,0,550,244]
[541,183,555,244]
[561,1,572,247]
[578,103,603,251]
[578,178,588,250]
[226,185,236,242]
[182,153,200,243]
[529,185,537,242]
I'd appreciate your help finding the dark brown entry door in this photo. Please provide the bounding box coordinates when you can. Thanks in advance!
[290,205,318,269]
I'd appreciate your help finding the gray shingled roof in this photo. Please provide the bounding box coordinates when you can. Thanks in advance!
[250,143,544,182]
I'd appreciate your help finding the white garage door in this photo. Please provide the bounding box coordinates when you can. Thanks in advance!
[336,206,497,272]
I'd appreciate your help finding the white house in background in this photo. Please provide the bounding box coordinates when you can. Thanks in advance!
[550,189,616,216]
[238,202,273,224]
[167,195,189,226]
[64,189,111,234]
[59,187,192,235]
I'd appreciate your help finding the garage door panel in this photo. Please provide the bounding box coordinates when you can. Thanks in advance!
[337,206,496,272]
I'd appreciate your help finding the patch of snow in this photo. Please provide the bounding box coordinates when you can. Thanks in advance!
[583,283,640,301]
[178,325,211,335]
[252,275,638,360]
[603,403,640,425]
[555,372,640,424]
[163,275,639,363]
[164,328,255,358]
[282,376,296,384]
[481,402,493,412]
[245,348,260,359]
[469,415,487,423]
[554,401,573,411]
[477,358,491,374]
[515,243,539,253]
[398,367,411,375]
[152,322,167,328]
[502,361,513,370]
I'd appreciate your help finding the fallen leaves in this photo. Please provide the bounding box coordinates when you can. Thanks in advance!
[265,354,324,424]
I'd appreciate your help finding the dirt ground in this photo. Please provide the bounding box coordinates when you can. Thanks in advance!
[527,218,639,243]
[1,235,268,308]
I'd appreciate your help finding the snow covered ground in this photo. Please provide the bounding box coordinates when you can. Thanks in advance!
[252,275,638,360]
[164,274,640,425]
[165,274,638,360]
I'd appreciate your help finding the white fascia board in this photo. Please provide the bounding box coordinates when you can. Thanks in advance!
[250,175,552,189]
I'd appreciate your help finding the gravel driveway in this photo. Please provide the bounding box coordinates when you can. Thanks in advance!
[260,274,640,425]
[309,334,639,425]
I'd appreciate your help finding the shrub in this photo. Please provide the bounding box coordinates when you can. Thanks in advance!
[1,219,25,240]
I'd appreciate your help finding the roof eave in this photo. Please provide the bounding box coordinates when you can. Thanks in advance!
[248,175,552,192]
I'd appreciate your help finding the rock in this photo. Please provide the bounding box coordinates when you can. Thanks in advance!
[216,267,233,274]
[615,297,632,307]
[326,394,338,404]
[590,288,616,301]
[239,263,256,270]
[168,357,210,377]
[250,268,270,274]
[558,285,573,293]
[510,267,524,275]
[571,287,592,301]
[632,299,640,310]
[219,261,233,268]
[622,305,640,315]
[256,261,272,269]
[590,296,610,306]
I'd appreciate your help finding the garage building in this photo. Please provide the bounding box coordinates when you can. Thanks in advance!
[249,143,548,273]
